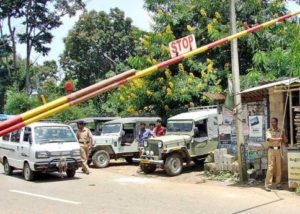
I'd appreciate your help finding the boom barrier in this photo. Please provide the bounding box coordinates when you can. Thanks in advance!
[1,10,300,137]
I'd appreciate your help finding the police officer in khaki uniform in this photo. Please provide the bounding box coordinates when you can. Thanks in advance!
[76,121,93,174]
[265,117,287,191]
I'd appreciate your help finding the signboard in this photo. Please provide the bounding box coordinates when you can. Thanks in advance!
[288,148,300,188]
[169,34,197,58]
[249,116,263,137]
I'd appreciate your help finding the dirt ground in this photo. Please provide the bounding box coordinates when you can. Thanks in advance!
[90,159,209,184]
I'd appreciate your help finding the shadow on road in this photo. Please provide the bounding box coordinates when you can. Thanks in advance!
[1,171,82,183]
[135,163,205,179]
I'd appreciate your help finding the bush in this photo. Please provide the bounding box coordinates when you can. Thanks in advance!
[4,89,40,114]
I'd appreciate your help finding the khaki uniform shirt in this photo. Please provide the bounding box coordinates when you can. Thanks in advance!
[266,127,287,147]
[77,127,92,144]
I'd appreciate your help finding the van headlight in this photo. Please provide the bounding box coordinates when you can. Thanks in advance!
[36,151,50,159]
[158,141,163,148]
[143,141,148,147]
[71,149,81,157]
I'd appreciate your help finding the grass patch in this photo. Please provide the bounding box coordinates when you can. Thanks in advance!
[204,170,239,182]
[295,186,300,196]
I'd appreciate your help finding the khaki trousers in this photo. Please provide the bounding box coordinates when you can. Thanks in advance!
[80,144,90,173]
[265,149,282,187]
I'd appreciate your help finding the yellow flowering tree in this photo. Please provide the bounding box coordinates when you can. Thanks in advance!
[103,0,290,118]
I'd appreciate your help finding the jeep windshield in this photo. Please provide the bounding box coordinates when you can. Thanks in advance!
[34,126,77,143]
[102,124,121,134]
[167,120,193,132]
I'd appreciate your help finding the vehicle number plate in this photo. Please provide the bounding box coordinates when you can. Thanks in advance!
[141,159,150,164]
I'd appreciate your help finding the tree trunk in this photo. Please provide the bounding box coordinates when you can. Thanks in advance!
[7,16,17,76]
[25,0,33,93]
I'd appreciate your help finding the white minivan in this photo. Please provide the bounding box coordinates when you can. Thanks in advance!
[0,122,82,181]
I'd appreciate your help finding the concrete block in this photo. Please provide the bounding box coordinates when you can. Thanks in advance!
[223,154,236,164]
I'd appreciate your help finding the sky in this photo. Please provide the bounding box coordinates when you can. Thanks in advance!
[15,0,152,65]
[8,0,300,65]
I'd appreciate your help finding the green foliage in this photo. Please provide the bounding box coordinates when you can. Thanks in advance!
[4,89,40,114]
[105,0,289,118]
[296,186,300,196]
[52,101,98,123]
[61,8,137,89]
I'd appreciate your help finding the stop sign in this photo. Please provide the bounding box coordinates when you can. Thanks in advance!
[168,34,197,58]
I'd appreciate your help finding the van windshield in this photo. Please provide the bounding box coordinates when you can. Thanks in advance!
[167,120,193,132]
[102,124,121,134]
[34,126,77,143]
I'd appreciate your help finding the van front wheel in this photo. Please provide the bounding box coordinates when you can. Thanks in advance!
[3,159,13,175]
[23,162,35,181]
[66,169,76,178]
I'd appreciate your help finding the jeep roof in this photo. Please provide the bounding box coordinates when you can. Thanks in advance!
[26,122,72,129]
[168,108,217,121]
[69,117,120,124]
[105,117,161,124]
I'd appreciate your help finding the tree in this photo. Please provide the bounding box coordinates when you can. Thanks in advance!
[0,0,85,92]
[60,8,137,89]
[103,0,298,118]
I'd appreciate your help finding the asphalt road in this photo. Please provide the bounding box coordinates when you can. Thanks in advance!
[1,165,300,214]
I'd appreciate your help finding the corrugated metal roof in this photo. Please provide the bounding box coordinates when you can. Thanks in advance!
[69,117,120,124]
[240,78,300,94]
[168,108,217,121]
[105,117,161,124]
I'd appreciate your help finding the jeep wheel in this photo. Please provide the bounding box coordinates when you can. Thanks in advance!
[3,158,13,175]
[125,157,133,164]
[92,150,110,168]
[66,169,76,178]
[23,162,35,181]
[164,154,183,176]
[140,164,156,174]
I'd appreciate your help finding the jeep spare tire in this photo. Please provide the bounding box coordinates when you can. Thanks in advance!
[140,164,156,174]
[164,154,183,176]
[92,150,110,168]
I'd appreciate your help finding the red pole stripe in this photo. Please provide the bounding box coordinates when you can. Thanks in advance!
[66,69,135,101]
[157,55,185,69]
[277,13,293,22]
[0,122,25,137]
[246,25,263,33]
[69,78,129,106]
[207,38,229,49]
[0,116,23,131]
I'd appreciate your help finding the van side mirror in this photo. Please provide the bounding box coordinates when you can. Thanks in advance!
[121,130,125,137]
[194,127,199,136]
[28,135,32,145]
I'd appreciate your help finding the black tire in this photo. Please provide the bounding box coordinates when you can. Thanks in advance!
[23,162,35,181]
[66,169,76,178]
[92,150,110,168]
[140,164,156,174]
[164,154,183,176]
[125,156,133,164]
[3,158,13,175]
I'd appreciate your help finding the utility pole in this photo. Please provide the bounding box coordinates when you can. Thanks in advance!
[230,0,248,182]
